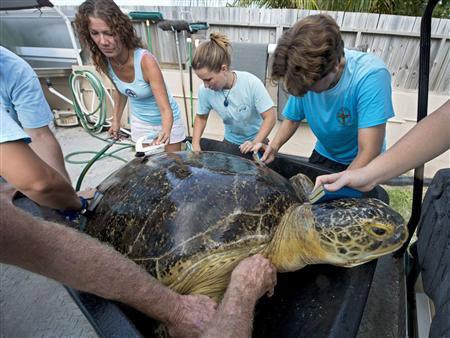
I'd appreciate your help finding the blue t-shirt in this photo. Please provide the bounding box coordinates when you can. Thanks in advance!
[0,46,53,143]
[108,48,181,125]
[283,49,395,164]
[0,106,30,143]
[197,71,274,145]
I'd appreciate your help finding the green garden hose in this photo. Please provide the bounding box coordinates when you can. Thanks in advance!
[69,70,107,134]
[68,69,133,191]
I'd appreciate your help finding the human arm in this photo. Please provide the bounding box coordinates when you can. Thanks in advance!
[192,114,209,151]
[260,119,299,164]
[142,54,173,145]
[0,140,81,210]
[347,68,393,170]
[24,125,71,182]
[240,76,277,154]
[0,199,217,338]
[201,254,277,338]
[347,124,386,170]
[240,107,276,154]
[315,100,450,192]
[109,88,128,139]
[5,55,70,182]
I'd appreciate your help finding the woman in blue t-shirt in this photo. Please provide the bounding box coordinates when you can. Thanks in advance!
[191,33,276,157]
[75,0,185,151]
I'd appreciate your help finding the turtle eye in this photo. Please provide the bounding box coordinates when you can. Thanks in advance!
[363,222,393,239]
[372,227,386,236]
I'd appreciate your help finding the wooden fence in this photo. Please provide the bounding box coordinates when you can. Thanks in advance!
[1,5,449,93]
[113,6,450,94]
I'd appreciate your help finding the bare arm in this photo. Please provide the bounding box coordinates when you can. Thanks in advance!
[24,125,71,182]
[240,107,277,154]
[202,254,277,338]
[347,124,386,170]
[253,107,276,144]
[0,141,81,210]
[260,119,299,164]
[192,114,209,151]
[109,88,128,139]
[315,100,450,191]
[142,54,174,145]
[0,200,217,338]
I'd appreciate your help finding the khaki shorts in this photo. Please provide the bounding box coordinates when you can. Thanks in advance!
[130,114,186,144]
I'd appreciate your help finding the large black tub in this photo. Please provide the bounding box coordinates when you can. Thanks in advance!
[15,138,390,338]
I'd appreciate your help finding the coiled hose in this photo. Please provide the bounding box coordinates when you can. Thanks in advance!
[67,69,134,191]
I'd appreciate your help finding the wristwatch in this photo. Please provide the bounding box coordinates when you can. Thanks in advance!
[79,196,89,215]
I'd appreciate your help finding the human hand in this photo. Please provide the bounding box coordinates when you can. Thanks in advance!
[260,144,278,164]
[314,169,374,192]
[251,142,264,154]
[77,187,97,200]
[56,196,87,222]
[229,254,277,302]
[154,130,170,146]
[167,294,217,338]
[192,143,202,152]
[108,120,121,140]
[313,172,346,191]
[239,141,255,154]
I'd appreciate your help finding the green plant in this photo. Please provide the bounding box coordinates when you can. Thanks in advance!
[229,0,319,9]
[230,0,449,18]
[383,186,413,221]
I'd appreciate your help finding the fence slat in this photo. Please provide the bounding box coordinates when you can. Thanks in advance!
[127,6,450,94]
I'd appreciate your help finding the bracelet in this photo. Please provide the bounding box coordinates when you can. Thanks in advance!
[56,196,89,222]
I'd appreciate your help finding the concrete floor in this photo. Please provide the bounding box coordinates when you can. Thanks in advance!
[1,126,135,338]
[1,264,97,338]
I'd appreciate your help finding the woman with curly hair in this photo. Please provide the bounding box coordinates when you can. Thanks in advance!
[74,0,185,151]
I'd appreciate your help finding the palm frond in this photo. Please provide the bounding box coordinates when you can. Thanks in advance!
[230,0,447,18]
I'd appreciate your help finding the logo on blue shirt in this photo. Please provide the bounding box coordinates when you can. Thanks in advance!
[125,88,137,97]
[336,107,352,126]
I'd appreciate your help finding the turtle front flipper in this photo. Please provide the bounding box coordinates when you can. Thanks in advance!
[289,173,314,203]
[166,244,266,302]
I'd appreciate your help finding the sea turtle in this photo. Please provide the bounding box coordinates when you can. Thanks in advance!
[85,151,408,301]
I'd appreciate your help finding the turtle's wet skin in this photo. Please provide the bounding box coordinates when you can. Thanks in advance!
[85,151,408,301]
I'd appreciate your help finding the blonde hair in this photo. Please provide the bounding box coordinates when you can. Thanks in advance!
[271,14,344,97]
[192,33,232,73]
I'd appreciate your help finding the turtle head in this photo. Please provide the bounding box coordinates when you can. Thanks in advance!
[309,198,408,267]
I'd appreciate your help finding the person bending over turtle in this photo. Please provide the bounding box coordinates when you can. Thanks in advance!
[314,99,449,191]
[191,32,276,158]
[75,0,186,151]
[0,46,82,213]
[0,196,276,338]
[258,14,395,171]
